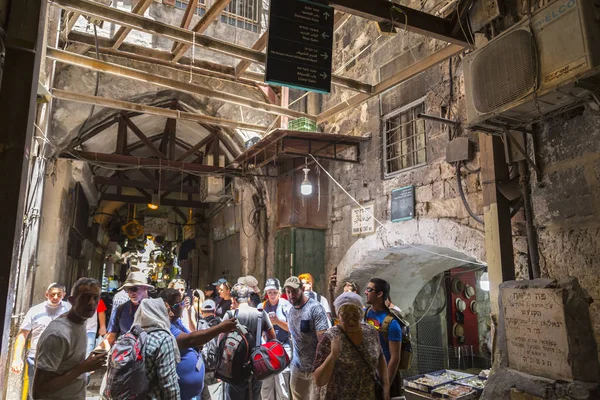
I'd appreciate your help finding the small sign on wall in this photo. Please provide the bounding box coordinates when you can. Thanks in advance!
[391,185,415,222]
[351,203,375,235]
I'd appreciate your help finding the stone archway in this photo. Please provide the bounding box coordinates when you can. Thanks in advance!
[336,218,485,315]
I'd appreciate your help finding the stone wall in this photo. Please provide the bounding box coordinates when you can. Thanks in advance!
[321,13,490,289]
[530,106,600,358]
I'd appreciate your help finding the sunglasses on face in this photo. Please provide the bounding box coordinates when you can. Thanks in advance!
[127,286,140,293]
[170,301,186,309]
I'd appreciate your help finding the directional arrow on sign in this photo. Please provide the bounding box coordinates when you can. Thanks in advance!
[322,32,330,40]
[321,52,328,60]
[320,72,328,79]
[323,11,331,20]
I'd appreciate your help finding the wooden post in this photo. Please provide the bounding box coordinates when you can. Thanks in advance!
[480,132,515,317]
[280,87,290,129]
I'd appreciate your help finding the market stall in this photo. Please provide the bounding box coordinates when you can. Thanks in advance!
[404,369,489,400]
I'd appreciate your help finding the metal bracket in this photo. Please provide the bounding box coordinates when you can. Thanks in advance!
[502,128,542,179]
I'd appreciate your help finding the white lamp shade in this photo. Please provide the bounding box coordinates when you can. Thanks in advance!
[301,179,313,195]
[480,272,490,291]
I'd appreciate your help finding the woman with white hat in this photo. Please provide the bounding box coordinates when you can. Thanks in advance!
[313,292,390,400]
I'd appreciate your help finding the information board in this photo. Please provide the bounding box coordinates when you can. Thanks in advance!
[391,186,415,222]
[265,0,334,93]
[351,204,375,235]
[502,288,572,381]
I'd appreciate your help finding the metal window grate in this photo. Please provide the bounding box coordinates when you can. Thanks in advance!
[175,0,207,16]
[383,101,427,176]
[221,0,261,33]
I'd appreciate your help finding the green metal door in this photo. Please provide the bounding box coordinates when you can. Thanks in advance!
[294,228,326,293]
[274,228,326,293]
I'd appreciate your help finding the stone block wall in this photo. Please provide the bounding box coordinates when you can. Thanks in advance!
[530,106,600,356]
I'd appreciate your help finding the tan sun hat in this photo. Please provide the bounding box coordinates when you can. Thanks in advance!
[119,271,154,290]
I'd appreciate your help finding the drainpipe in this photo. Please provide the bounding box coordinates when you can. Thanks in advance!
[518,156,540,279]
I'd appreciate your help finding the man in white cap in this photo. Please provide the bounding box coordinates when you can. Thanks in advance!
[260,278,292,400]
[284,276,328,400]
[198,299,222,400]
[11,282,70,398]
[104,271,153,347]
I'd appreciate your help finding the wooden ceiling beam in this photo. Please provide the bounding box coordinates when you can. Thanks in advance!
[68,116,119,149]
[112,0,153,49]
[122,114,168,159]
[93,175,199,193]
[171,0,233,62]
[52,89,270,132]
[233,30,267,78]
[177,133,215,162]
[328,0,472,46]
[317,44,464,123]
[48,48,310,120]
[52,0,262,62]
[99,193,209,208]
[129,133,163,152]
[57,1,373,93]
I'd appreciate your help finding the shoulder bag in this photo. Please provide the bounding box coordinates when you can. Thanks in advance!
[339,327,385,400]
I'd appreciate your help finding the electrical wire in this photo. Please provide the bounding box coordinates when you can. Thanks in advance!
[456,161,484,225]
[309,154,486,266]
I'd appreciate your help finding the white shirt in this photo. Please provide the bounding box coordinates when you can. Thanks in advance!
[20,301,71,358]
[85,311,98,334]
[35,315,87,400]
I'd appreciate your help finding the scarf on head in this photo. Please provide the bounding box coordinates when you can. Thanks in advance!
[133,298,180,362]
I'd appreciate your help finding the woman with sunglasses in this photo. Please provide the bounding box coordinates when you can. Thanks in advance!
[159,288,237,400]
[215,282,232,319]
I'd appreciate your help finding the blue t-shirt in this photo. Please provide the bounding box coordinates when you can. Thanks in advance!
[170,319,205,400]
[365,309,402,363]
[107,301,139,337]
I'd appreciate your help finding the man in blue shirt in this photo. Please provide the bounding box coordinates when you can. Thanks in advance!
[160,288,236,400]
[364,278,403,396]
[104,271,153,347]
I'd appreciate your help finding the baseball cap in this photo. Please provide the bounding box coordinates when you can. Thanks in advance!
[264,278,280,292]
[283,276,302,290]
[201,299,216,311]
[212,278,228,285]
[204,284,216,292]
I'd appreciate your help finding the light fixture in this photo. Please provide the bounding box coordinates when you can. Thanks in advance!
[480,271,490,291]
[148,193,160,210]
[300,168,312,195]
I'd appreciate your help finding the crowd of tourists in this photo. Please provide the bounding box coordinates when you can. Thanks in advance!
[11,271,410,400]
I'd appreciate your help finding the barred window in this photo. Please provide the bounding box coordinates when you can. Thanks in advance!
[175,0,207,16]
[382,100,427,176]
[220,0,261,33]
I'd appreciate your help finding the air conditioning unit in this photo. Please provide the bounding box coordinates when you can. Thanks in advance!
[201,154,225,202]
[464,0,600,129]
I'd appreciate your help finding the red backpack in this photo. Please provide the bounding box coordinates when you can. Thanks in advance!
[251,311,290,380]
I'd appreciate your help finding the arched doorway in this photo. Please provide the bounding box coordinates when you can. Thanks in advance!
[335,218,492,375]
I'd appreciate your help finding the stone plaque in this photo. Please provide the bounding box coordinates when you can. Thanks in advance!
[502,288,572,381]
[351,203,375,235]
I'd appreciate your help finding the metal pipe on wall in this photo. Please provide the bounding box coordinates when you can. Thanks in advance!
[518,158,541,279]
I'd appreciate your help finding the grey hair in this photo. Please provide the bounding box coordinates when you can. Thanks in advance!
[71,277,101,296]
[46,282,66,292]
[231,283,251,303]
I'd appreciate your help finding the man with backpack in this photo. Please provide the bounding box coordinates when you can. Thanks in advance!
[221,283,276,400]
[284,276,329,400]
[364,278,411,398]
[159,289,236,400]
[260,278,292,400]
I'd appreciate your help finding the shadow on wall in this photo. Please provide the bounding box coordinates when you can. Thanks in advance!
[336,218,485,317]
